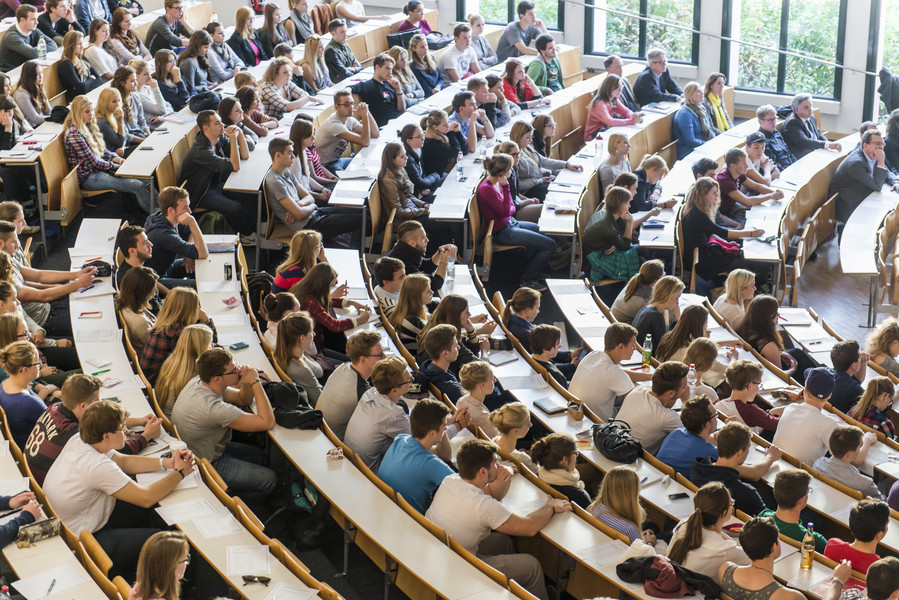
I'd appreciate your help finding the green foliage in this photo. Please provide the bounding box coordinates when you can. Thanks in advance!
[604,0,693,60]
[479,0,560,30]
[881,0,899,118]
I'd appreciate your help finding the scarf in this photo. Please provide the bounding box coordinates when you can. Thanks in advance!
[538,467,585,489]
[706,94,729,132]
[117,30,139,54]
[686,101,711,140]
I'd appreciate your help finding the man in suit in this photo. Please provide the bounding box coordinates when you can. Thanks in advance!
[782,93,842,160]
[0,5,57,72]
[604,54,638,111]
[633,49,682,107]
[756,104,796,170]
[830,129,898,223]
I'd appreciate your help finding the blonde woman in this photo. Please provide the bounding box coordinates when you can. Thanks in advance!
[388,46,425,107]
[0,341,55,446]
[509,120,582,201]
[457,361,497,437]
[285,0,315,45]
[867,318,899,378]
[633,154,676,211]
[227,6,268,66]
[632,275,684,347]
[702,72,732,135]
[682,337,726,400]
[488,402,536,473]
[713,269,756,329]
[131,59,172,121]
[154,324,214,418]
[850,377,897,439]
[274,311,322,404]
[468,14,497,69]
[597,132,631,192]
[409,33,441,96]
[259,57,320,120]
[272,229,324,293]
[58,31,103,103]
[300,35,332,93]
[139,287,216,383]
[673,80,717,159]
[589,466,660,546]
[389,273,432,354]
[130,531,190,600]
[63,96,151,212]
[420,109,466,176]
[95,88,127,157]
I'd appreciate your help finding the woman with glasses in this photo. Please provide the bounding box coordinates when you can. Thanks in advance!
[400,123,445,196]
[153,49,190,112]
[131,531,190,600]
[531,433,590,507]
[0,340,54,447]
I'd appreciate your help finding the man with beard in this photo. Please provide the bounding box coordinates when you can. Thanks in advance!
[386,220,457,294]
[142,186,209,287]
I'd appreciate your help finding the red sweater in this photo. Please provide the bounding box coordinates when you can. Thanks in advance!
[735,399,780,433]
[301,295,352,351]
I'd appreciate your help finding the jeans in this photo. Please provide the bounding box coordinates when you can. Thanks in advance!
[94,500,162,581]
[493,219,557,281]
[43,298,71,337]
[477,532,548,600]
[307,206,364,248]
[324,157,353,172]
[83,170,151,213]
[212,441,278,498]
[197,188,255,235]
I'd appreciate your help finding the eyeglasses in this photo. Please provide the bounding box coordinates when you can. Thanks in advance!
[760,117,776,122]
[242,575,271,586]
[398,379,415,386]
[366,351,386,358]
[28,361,41,367]
[16,333,28,338]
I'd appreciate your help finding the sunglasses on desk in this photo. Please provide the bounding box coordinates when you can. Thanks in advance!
[242,575,271,586]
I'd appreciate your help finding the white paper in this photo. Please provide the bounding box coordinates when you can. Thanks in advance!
[487,351,517,366]
[211,313,251,327]
[83,357,111,369]
[576,539,630,568]
[136,469,200,490]
[102,374,146,391]
[0,440,9,457]
[76,329,121,343]
[67,246,109,258]
[0,477,30,496]
[12,563,90,599]
[155,497,220,525]
[226,545,271,575]
[75,280,115,298]
[264,582,319,600]
[500,374,549,390]
[194,510,243,539]
[218,332,257,347]
[199,280,241,293]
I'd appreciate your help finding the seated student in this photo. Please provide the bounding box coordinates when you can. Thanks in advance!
[502,59,545,110]
[867,317,899,378]
[611,260,665,325]
[344,356,414,471]
[63,95,151,212]
[334,0,388,26]
[426,438,569,600]
[324,19,361,83]
[256,3,289,57]
[715,359,780,431]
[115,267,158,353]
[450,90,494,153]
[744,131,780,185]
[314,89,377,172]
[146,0,191,56]
[418,295,494,370]
[526,34,563,95]
[260,57,320,121]
[300,35,332,94]
[501,286,542,353]
[0,99,33,200]
[0,340,56,447]
[753,106,796,173]
[152,49,189,112]
[350,54,405,127]
[654,305,711,362]
[816,426,888,501]
[43,400,193,579]
[530,325,573,389]
[420,109,468,176]
[0,489,39,546]
[718,517,807,600]
[673,81,717,160]
[589,466,659,544]
[227,6,266,68]
[205,22,244,84]
[38,0,85,45]
[824,499,888,574]
[95,90,126,156]
[632,275,683,348]
[287,117,333,203]
[390,274,432,355]
[180,110,254,237]
[701,72,732,134]
[130,531,191,600]
[316,331,380,440]
[140,287,216,383]
[782,93,842,160]
[176,30,213,96]
[851,377,897,440]
[284,0,314,44]
[418,324,467,402]
[438,23,480,85]
[632,155,676,212]
[108,8,150,65]
[372,256,405,318]
[378,399,456,513]
[261,293,300,348]
[25,374,158,485]
[457,361,498,435]
[582,187,656,282]
[489,402,537,472]
[235,86,276,142]
[273,311,322,404]
[633,48,683,106]
[586,76,643,141]
[112,66,150,146]
[170,349,277,498]
[468,76,506,131]
[667,482,749,578]
[387,220,457,293]
[0,312,77,387]
[84,19,119,80]
[0,73,30,135]
[219,97,257,152]
[389,46,425,107]
[616,361,689,454]
[400,123,446,197]
[144,186,208,282]
[715,148,784,221]
[114,225,171,298]
[58,31,103,104]
[496,0,547,61]
[264,137,360,243]
[468,14,498,69]
[154,324,212,418]
[739,295,817,384]
[398,0,431,33]
[656,395,719,477]
[0,6,57,72]
[569,322,649,419]
[511,121,580,201]
[271,229,322,294]
[409,33,443,97]
[712,269,754,329]
[377,142,434,224]
[12,60,51,128]
[531,433,591,508]
[827,340,868,414]
[760,469,828,551]
[692,422,780,516]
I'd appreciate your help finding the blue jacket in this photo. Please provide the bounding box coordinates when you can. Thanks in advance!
[672,107,705,160]
[418,359,464,402]
[74,0,111,33]
[411,63,441,97]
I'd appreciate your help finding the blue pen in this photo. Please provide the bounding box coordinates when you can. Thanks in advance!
[157,131,170,135]
[79,285,95,293]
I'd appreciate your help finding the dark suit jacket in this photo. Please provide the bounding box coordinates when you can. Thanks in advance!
[633,66,682,106]
[403,141,446,194]
[782,112,827,160]
[618,76,638,111]
[829,146,895,222]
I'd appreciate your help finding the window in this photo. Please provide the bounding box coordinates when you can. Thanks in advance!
[586,0,698,63]
[730,0,846,98]
[475,0,562,31]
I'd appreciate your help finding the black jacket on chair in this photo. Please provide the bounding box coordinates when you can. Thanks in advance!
[403,141,446,194]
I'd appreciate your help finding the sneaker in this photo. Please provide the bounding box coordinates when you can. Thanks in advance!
[521,278,547,292]
[239,233,257,246]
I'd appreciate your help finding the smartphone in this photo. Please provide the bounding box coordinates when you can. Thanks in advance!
[229,342,249,351]
[667,492,689,500]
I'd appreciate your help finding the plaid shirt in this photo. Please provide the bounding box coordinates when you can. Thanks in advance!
[140,320,217,383]
[861,407,896,439]
[64,125,117,185]
[259,81,307,120]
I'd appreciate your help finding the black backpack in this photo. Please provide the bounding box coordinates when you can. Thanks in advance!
[592,420,643,463]
[247,272,274,323]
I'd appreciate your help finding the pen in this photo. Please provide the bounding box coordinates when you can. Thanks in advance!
[80,311,100,317]
[79,285,95,293]
[84,257,102,263]
[92,368,111,376]
[46,578,56,596]
[157,131,170,134]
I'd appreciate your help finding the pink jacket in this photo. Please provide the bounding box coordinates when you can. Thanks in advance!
[585,100,638,141]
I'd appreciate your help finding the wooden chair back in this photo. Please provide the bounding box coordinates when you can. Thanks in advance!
[39,136,68,212]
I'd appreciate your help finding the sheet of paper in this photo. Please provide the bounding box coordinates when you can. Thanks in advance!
[218,332,257,347]
[155,497,220,526]
[0,477,30,496]
[67,246,110,258]
[199,280,240,293]
[194,510,243,539]
[12,563,90,600]
[211,313,251,327]
[576,539,630,569]
[136,469,200,490]
[226,545,271,575]
[264,582,319,600]
[102,374,146,391]
[487,351,517,366]
[0,440,10,458]
[500,374,549,390]
[76,329,121,343]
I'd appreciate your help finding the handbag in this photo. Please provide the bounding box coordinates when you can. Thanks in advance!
[587,245,640,281]
[592,420,643,463]
[189,90,221,113]
[386,27,420,51]
[426,32,453,50]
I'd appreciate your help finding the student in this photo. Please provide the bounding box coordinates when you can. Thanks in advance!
[526,34,563,95]
[867,317,899,378]
[84,19,118,80]
[815,426,886,501]
[236,85,278,138]
[502,59,544,110]
[114,224,170,296]
[389,46,425,107]
[58,30,103,104]
[378,142,432,225]
[531,433,590,508]
[273,311,322,405]
[632,275,683,347]
[616,361,689,454]
[667,482,749,578]
[582,186,656,282]
[0,99,29,201]
[0,340,56,447]
[154,324,213,418]
[314,89,376,172]
[656,395,719,477]
[144,186,208,281]
[372,257,404,317]
[257,3,290,57]
[227,6,266,67]
[420,109,467,176]
[683,338,729,397]
[588,466,655,542]
[12,60,51,128]
[219,97,257,151]
[496,0,547,61]
[703,72,732,134]
[850,377,897,439]
[259,57,319,120]
[829,340,869,414]
[350,54,405,127]
[712,269,755,329]
[284,0,314,44]
[655,305,708,361]
[316,331,381,440]
[146,0,192,56]
[409,33,442,96]
[452,361,495,435]
[586,77,642,141]
[324,19,361,83]
[176,29,213,95]
[468,14,498,69]
[611,260,665,324]
[389,273,432,355]
[108,7,150,64]
[63,96,151,212]
[673,81,717,160]
[38,0,85,45]
[140,287,216,383]
[271,229,323,294]
[738,295,816,382]
[716,359,781,431]
[111,66,149,145]
[261,293,299,348]
[398,0,431,33]
[438,23,480,85]
[715,148,784,221]
[418,324,466,402]
[300,35,332,93]
[758,469,828,552]
[632,154,676,212]
[386,220,456,293]
[418,295,494,372]
[470,76,507,130]
[400,123,446,196]
[0,73,30,134]
[130,531,190,600]
[530,325,572,389]
[115,266,158,353]
[205,21,244,84]
[489,402,537,472]
[824,499,889,574]
[334,0,388,26]
[0,6,57,71]
[152,49,190,112]
[502,286,542,353]
[744,131,780,185]
[510,120,579,201]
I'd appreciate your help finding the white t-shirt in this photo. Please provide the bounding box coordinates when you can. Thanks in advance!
[615,385,682,455]
[438,45,477,85]
[568,351,633,420]
[772,402,841,465]
[457,394,498,438]
[336,0,365,27]
[84,45,119,77]
[43,434,132,534]
[314,113,361,165]
[712,296,746,329]
[667,521,749,578]
[426,474,513,553]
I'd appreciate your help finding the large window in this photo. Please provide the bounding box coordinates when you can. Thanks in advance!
[477,0,562,31]
[731,0,846,98]
[586,0,698,63]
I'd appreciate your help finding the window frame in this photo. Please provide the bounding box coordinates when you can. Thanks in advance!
[459,0,565,32]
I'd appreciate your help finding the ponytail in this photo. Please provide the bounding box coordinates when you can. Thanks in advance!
[668,509,706,564]
[667,482,731,565]
[502,300,513,327]
[623,259,665,302]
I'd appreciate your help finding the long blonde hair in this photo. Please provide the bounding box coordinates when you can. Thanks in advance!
[63,96,106,158]
[96,88,123,135]
[277,229,321,275]
[587,466,645,531]
[390,273,430,331]
[235,6,256,39]
[867,317,899,357]
[154,324,213,416]
[62,30,90,77]
[388,46,414,87]
[301,35,325,82]
[649,275,685,306]
[133,531,189,600]
[488,402,530,435]
[683,177,720,221]
[409,33,436,72]
[850,376,895,421]
[723,269,755,308]
[151,287,200,334]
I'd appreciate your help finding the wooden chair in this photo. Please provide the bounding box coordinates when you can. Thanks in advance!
[448,535,509,587]
[156,153,177,190]
[559,49,583,87]
[674,207,699,290]
[39,136,68,213]
[353,453,397,501]
[79,530,122,597]
[468,191,523,281]
[658,140,677,169]
[365,182,396,254]
[170,136,191,177]
[396,492,449,544]
[22,236,33,265]
[568,93,591,133]
[558,126,585,161]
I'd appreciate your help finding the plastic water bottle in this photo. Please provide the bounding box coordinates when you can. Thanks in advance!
[456,152,464,180]
[687,363,697,396]
[641,334,652,368]
[445,254,455,286]
[210,10,219,22]
[37,37,46,60]
[0,585,11,600]
[800,524,815,569]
